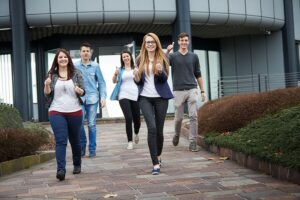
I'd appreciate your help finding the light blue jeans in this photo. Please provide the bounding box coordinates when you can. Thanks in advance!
[80,103,98,154]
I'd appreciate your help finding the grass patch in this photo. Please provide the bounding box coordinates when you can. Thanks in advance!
[204,105,300,171]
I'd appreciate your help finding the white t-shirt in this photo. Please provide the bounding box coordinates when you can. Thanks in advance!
[140,63,160,98]
[118,70,139,101]
[49,79,82,112]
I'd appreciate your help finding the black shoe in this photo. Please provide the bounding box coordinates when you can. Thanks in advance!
[73,166,81,174]
[172,135,179,146]
[56,170,65,181]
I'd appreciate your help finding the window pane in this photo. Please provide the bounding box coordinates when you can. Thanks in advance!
[0,54,13,104]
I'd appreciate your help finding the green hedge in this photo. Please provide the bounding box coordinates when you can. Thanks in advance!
[204,105,300,171]
[0,104,23,128]
[198,87,300,136]
[0,128,48,162]
[0,105,54,162]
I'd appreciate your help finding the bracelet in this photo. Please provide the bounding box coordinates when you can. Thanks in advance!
[201,91,205,94]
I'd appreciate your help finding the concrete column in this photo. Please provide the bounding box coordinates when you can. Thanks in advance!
[172,0,192,51]
[282,0,299,86]
[36,45,48,122]
[9,0,33,121]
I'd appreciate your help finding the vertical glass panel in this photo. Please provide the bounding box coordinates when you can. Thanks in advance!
[31,53,39,121]
[99,54,122,117]
[0,54,13,104]
[193,50,208,105]
[46,49,57,72]
[298,44,300,71]
[208,51,221,100]
[193,50,221,102]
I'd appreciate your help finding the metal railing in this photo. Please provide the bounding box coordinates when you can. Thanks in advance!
[216,72,300,97]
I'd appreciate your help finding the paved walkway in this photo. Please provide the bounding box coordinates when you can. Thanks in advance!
[0,120,300,200]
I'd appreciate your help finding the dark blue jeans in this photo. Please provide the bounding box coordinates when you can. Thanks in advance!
[139,96,168,166]
[119,99,141,142]
[49,113,82,172]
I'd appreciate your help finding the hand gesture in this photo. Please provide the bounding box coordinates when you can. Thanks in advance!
[167,42,174,53]
[201,92,206,102]
[133,66,140,81]
[114,66,119,76]
[44,74,52,86]
[74,85,84,96]
[133,66,139,76]
[101,99,106,108]
[156,63,162,74]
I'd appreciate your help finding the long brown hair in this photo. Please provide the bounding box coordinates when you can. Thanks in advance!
[47,48,75,79]
[120,49,134,69]
[137,33,169,77]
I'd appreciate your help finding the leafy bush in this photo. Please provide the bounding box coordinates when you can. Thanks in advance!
[23,122,55,151]
[0,107,54,162]
[198,87,300,135]
[0,104,23,128]
[23,122,51,144]
[0,128,47,162]
[204,105,300,171]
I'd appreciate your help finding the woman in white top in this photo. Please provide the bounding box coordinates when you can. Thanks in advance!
[44,48,85,181]
[111,49,141,150]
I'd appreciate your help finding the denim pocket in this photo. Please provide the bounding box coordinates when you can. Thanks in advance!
[89,72,95,81]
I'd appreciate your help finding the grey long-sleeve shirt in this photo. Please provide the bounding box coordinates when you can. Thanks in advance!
[169,51,202,91]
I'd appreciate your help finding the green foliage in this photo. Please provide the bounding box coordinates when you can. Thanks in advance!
[0,103,23,128]
[23,122,51,145]
[0,128,47,162]
[0,114,54,162]
[198,87,300,136]
[204,105,300,171]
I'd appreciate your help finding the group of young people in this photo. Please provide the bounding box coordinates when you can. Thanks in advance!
[44,32,206,181]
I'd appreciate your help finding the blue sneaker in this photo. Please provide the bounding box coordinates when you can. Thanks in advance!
[152,168,160,175]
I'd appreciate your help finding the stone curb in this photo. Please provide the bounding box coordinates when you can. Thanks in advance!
[0,151,55,177]
[181,126,300,185]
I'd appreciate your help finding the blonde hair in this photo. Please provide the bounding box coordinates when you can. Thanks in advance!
[137,33,170,77]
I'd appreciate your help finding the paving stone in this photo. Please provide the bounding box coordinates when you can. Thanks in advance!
[186,182,224,192]
[203,189,243,198]
[240,189,286,199]
[219,177,259,187]
[0,120,299,199]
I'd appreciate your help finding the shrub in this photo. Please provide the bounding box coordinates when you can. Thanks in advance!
[23,122,50,144]
[0,103,23,128]
[198,87,300,136]
[0,128,47,162]
[204,105,300,170]
[23,122,55,151]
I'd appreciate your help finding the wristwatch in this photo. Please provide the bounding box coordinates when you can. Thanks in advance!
[201,91,205,94]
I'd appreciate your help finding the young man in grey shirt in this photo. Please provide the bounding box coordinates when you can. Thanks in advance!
[167,32,206,151]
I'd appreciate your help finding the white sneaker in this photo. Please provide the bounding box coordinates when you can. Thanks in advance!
[134,134,139,144]
[127,142,133,150]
